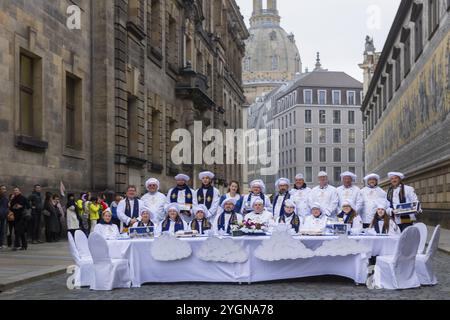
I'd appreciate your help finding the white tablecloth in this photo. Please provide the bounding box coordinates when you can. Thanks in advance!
[107,235,399,288]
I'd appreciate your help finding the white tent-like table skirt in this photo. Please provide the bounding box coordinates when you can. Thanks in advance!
[106,236,399,288]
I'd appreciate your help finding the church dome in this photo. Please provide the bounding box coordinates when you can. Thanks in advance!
[243,0,302,86]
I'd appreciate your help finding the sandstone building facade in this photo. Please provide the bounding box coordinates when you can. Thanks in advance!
[0,0,249,195]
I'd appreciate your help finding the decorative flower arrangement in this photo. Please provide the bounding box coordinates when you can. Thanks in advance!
[240,219,268,234]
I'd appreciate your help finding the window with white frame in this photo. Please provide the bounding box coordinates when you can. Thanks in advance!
[318,90,327,105]
[305,167,313,183]
[347,91,356,105]
[319,128,327,144]
[332,90,341,105]
[305,128,313,144]
[304,90,313,104]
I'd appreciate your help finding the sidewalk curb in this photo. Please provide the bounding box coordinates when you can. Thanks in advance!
[0,266,68,292]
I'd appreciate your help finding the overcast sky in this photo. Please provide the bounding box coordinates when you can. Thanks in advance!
[236,0,402,82]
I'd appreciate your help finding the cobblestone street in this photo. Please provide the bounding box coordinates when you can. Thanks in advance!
[0,252,449,300]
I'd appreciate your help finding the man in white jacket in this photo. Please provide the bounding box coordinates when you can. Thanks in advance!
[360,173,388,228]
[193,171,220,219]
[337,171,364,215]
[290,173,311,218]
[141,178,168,225]
[386,172,421,232]
[308,172,339,218]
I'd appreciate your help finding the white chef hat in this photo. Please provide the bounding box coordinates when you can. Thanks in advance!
[341,199,354,209]
[139,206,152,216]
[198,171,215,180]
[221,197,237,209]
[311,202,322,210]
[388,172,405,180]
[364,173,380,182]
[102,208,112,215]
[251,198,264,207]
[284,199,296,209]
[375,200,389,210]
[175,174,190,182]
[318,171,328,178]
[165,203,180,214]
[192,205,210,217]
[275,178,290,189]
[250,180,266,193]
[341,171,357,182]
[145,178,160,190]
[295,173,305,180]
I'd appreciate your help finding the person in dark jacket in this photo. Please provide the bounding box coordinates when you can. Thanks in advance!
[9,187,30,251]
[0,185,9,249]
[28,185,44,244]
[43,193,60,242]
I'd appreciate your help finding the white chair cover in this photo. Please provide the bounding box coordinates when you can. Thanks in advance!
[75,230,92,260]
[373,227,421,290]
[68,232,94,287]
[88,232,131,291]
[415,225,440,286]
[414,223,428,254]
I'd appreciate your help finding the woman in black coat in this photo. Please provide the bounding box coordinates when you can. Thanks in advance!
[43,193,60,242]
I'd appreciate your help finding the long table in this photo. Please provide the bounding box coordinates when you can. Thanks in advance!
[107,235,399,288]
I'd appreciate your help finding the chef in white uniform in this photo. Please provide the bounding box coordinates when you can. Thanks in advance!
[245,198,275,226]
[272,178,291,221]
[290,173,311,218]
[337,171,364,214]
[213,197,243,234]
[132,207,155,228]
[193,171,220,218]
[156,203,189,234]
[189,205,212,235]
[94,208,121,240]
[336,200,363,232]
[141,178,168,224]
[241,180,272,216]
[386,172,421,232]
[117,186,145,231]
[360,174,388,228]
[277,199,301,233]
[368,201,400,236]
[308,172,339,218]
[301,203,328,232]
[167,174,196,225]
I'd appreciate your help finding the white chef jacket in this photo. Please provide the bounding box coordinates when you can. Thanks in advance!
[94,223,121,240]
[245,210,275,226]
[240,194,273,215]
[117,198,146,226]
[141,192,168,224]
[337,185,364,214]
[213,212,244,232]
[338,212,363,231]
[301,214,328,231]
[166,187,195,211]
[272,193,290,221]
[193,187,220,218]
[308,185,339,218]
[290,187,312,217]
[389,185,420,224]
[156,219,189,234]
[368,219,401,236]
[360,186,388,224]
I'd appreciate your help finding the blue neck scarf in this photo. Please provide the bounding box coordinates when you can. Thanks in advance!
[337,210,357,224]
[190,219,211,234]
[161,217,184,232]
[197,185,214,209]
[279,213,300,233]
[272,192,290,218]
[217,211,239,234]
[125,198,139,219]
[170,185,193,205]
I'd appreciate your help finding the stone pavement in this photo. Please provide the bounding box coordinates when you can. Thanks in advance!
[0,241,71,292]
[0,252,449,300]
[0,225,448,295]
